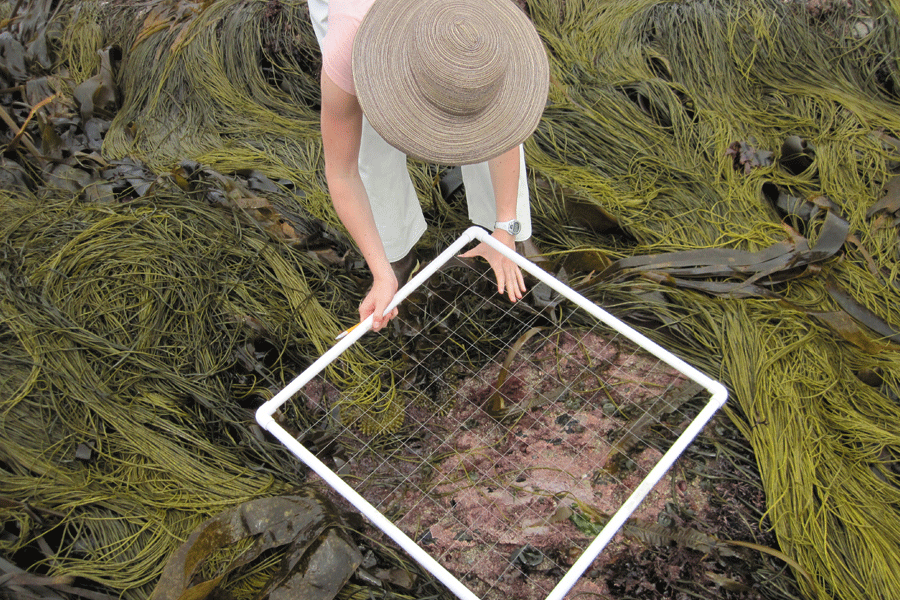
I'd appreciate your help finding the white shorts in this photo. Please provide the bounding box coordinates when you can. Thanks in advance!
[308,0,532,261]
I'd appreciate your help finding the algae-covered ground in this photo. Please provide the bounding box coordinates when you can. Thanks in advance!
[2,0,899,599]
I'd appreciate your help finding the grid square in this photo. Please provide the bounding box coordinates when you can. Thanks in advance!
[257,227,727,600]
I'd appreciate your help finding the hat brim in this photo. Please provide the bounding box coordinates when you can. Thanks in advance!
[352,0,549,166]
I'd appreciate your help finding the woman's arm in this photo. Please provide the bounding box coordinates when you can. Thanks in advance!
[460,145,527,302]
[320,71,398,330]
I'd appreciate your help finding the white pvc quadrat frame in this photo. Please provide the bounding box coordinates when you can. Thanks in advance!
[256,226,728,600]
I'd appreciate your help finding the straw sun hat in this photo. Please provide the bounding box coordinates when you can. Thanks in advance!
[352,0,549,165]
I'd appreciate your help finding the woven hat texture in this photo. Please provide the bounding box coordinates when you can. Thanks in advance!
[352,0,549,165]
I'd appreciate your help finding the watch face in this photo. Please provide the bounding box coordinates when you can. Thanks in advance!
[495,220,521,235]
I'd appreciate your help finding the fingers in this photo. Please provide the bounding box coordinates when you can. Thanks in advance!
[493,256,525,303]
[369,298,397,331]
[379,306,399,328]
[358,298,375,330]
[458,241,528,303]
[372,301,387,331]
[359,275,399,332]
[503,260,526,303]
[360,300,392,331]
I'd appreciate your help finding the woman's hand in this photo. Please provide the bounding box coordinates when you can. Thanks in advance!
[459,230,526,302]
[359,270,399,331]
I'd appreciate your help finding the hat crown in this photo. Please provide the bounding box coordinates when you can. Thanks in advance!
[410,8,508,117]
[353,0,549,165]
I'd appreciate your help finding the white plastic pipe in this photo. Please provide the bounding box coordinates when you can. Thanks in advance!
[256,226,728,600]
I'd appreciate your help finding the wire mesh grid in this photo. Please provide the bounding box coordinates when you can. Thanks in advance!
[257,227,727,600]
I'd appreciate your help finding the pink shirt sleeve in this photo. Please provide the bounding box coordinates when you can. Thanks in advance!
[322,13,358,95]
[322,0,376,95]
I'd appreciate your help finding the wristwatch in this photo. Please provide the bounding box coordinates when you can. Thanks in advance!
[494,219,521,236]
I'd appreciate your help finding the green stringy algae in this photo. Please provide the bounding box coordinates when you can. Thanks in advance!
[1,0,899,599]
